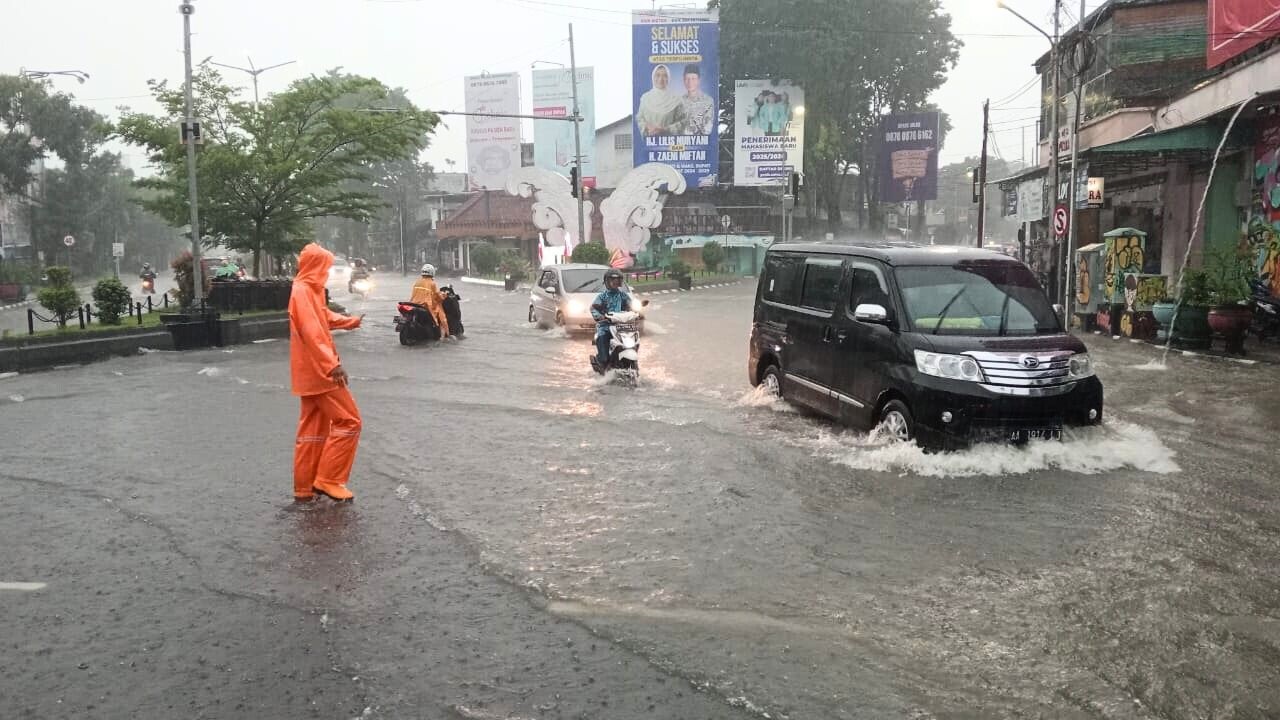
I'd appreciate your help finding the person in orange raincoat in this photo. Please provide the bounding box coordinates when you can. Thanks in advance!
[409,263,450,337]
[289,243,364,502]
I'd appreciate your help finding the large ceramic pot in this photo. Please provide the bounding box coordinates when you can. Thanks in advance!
[1209,304,1253,355]
[1170,305,1211,349]
[1151,300,1178,341]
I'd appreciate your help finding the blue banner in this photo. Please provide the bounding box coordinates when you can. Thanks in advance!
[632,9,719,188]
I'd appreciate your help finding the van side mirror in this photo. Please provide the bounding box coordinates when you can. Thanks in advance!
[545,285,558,294]
[854,303,891,325]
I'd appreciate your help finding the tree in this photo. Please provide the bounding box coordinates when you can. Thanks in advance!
[701,240,726,273]
[570,242,611,265]
[469,242,501,275]
[115,68,439,276]
[37,266,80,327]
[0,75,104,195]
[715,0,959,231]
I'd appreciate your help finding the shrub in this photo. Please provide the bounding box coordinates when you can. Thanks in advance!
[171,251,210,308]
[570,242,611,265]
[701,240,726,273]
[92,277,132,325]
[499,250,532,281]
[1178,269,1212,307]
[37,266,80,327]
[666,260,691,279]
[469,242,501,275]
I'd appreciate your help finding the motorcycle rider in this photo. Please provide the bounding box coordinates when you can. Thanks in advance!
[589,268,632,374]
[409,263,450,337]
[139,263,157,293]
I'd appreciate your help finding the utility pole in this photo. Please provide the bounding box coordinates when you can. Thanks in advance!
[976,99,990,248]
[399,184,407,276]
[180,1,204,307]
[568,23,586,247]
[1050,0,1062,302]
[1064,0,1086,323]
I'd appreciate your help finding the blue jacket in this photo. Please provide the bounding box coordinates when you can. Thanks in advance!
[590,288,632,337]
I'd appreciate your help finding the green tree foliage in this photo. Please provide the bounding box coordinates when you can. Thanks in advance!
[701,240,726,273]
[714,0,960,231]
[37,266,80,327]
[469,242,501,275]
[0,75,104,195]
[666,259,691,279]
[91,277,132,325]
[499,249,531,281]
[170,251,209,308]
[570,242,611,265]
[115,68,439,277]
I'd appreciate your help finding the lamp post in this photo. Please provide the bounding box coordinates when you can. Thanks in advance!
[997,0,1060,297]
[18,68,90,83]
[208,57,296,110]
[179,1,205,308]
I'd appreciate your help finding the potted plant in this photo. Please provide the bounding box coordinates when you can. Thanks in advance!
[667,260,693,290]
[1151,294,1178,342]
[1206,246,1255,354]
[1170,269,1212,349]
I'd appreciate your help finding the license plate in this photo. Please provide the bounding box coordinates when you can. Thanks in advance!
[1008,427,1062,442]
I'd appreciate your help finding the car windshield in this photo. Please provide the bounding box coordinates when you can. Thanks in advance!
[561,269,607,294]
[895,262,1060,336]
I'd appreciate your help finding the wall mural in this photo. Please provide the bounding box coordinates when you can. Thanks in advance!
[1104,235,1144,304]
[1250,114,1280,298]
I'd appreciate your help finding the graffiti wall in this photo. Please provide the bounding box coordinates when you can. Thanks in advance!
[1251,114,1280,297]
[1103,234,1145,304]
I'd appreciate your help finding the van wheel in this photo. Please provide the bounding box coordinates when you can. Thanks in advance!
[761,365,784,398]
[555,311,565,327]
[878,400,914,442]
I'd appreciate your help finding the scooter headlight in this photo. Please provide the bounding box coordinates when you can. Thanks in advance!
[1068,353,1094,379]
[914,350,984,383]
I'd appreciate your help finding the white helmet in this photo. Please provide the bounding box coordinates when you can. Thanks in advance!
[420,263,436,277]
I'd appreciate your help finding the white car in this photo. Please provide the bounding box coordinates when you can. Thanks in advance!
[329,258,352,281]
[528,264,644,335]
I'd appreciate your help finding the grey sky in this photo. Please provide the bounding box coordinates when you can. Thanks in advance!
[3,0,1093,176]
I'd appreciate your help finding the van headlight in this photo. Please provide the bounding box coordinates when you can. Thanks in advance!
[914,350,984,383]
[1068,352,1094,378]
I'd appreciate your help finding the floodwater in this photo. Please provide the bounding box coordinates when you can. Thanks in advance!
[5,274,1280,718]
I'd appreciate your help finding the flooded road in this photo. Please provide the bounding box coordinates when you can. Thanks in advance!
[4,274,1280,718]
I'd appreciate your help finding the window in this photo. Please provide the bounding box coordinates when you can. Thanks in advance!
[763,254,804,305]
[895,262,1060,336]
[848,263,889,312]
[798,259,844,312]
[614,133,632,150]
[539,270,557,289]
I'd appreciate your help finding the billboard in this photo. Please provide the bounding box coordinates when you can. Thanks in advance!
[464,73,522,191]
[532,68,596,188]
[1208,0,1280,68]
[632,9,719,188]
[733,79,804,187]
[878,113,940,203]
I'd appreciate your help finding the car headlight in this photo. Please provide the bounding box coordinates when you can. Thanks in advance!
[567,299,587,315]
[914,350,984,383]
[1068,352,1094,378]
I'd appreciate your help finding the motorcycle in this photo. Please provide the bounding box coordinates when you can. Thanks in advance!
[140,275,157,294]
[1251,277,1280,341]
[394,285,463,346]
[590,309,644,382]
[349,276,374,299]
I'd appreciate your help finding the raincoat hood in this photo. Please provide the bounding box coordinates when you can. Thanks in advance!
[296,243,334,288]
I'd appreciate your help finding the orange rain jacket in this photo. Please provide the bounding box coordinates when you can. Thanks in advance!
[409,277,450,336]
[289,244,362,396]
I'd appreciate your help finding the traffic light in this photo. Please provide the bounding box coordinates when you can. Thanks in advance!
[569,166,579,198]
[789,171,802,197]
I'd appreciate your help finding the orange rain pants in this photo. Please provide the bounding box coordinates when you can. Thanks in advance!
[293,385,362,497]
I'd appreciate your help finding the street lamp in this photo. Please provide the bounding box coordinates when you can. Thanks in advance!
[18,68,90,83]
[209,56,296,110]
[998,0,1062,303]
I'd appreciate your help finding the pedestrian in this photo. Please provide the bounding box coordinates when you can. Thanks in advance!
[289,243,364,502]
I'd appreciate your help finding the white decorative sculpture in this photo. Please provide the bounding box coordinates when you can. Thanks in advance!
[600,163,687,260]
[505,168,593,249]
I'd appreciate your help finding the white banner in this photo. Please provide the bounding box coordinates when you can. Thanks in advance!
[532,68,596,187]
[1017,178,1045,222]
[733,79,805,186]
[465,73,522,191]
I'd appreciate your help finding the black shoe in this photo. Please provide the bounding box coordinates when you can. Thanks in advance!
[590,357,604,375]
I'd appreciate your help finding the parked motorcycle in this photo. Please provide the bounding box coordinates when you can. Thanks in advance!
[394,285,463,346]
[1251,277,1280,341]
[590,309,643,382]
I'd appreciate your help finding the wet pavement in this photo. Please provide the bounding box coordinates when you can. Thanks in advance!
[0,277,176,336]
[3,274,1280,719]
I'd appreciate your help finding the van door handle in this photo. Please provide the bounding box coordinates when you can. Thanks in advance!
[822,326,834,343]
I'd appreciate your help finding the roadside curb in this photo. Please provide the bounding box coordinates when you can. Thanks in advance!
[0,298,36,312]
[1093,331,1280,367]
[635,280,743,297]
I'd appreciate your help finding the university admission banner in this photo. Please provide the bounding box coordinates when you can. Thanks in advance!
[532,67,596,187]
[464,73,522,191]
[733,79,805,187]
[1208,0,1280,68]
[632,9,719,188]
[877,112,940,203]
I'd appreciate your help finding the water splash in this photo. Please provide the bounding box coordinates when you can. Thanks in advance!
[735,385,795,412]
[0,371,17,381]
[1130,360,1169,371]
[1163,96,1255,364]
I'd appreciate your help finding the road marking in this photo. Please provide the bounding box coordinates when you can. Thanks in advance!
[0,582,46,591]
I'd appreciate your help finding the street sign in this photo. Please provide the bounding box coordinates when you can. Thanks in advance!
[1053,205,1069,239]
[63,235,75,248]
[720,214,732,230]
[112,242,125,258]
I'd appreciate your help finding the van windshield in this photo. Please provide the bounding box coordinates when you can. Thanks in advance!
[560,270,607,294]
[895,262,1060,336]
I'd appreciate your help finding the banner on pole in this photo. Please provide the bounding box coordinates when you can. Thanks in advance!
[533,68,596,188]
[733,79,804,187]
[632,8,720,188]
[878,113,940,203]
[464,73,522,191]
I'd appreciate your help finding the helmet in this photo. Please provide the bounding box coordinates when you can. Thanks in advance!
[604,268,624,284]
[142,262,151,269]
[420,263,436,277]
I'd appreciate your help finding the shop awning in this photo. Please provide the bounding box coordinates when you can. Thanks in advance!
[1084,122,1250,175]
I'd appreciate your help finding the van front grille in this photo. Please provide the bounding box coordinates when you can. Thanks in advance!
[968,351,1076,396]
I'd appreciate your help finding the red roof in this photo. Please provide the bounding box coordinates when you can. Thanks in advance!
[436,191,539,240]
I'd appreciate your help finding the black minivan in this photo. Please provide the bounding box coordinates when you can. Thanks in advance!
[748,243,1103,449]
